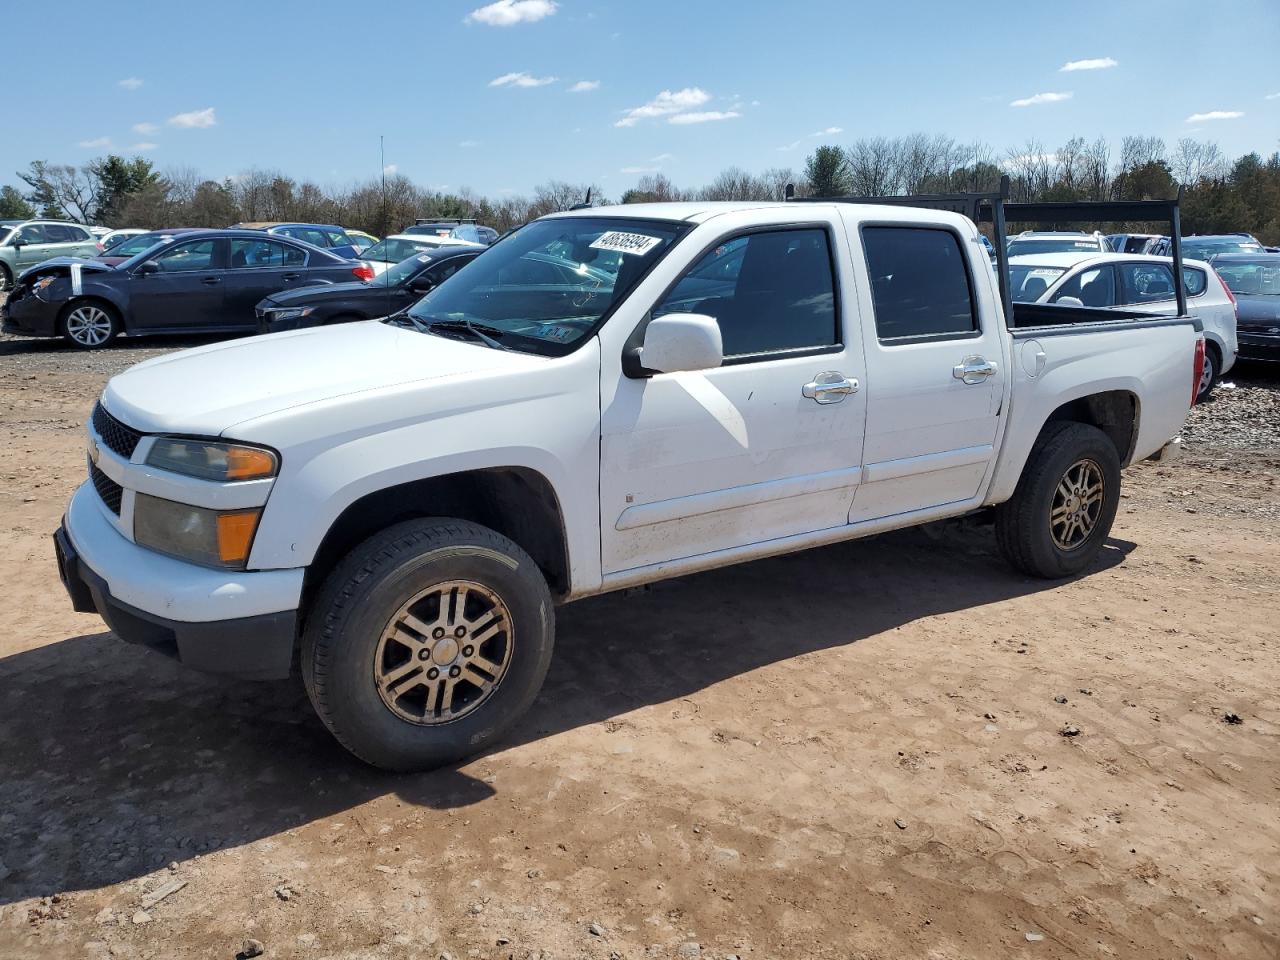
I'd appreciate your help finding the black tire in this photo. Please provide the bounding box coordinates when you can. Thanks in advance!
[0,263,12,293]
[302,518,554,771]
[995,421,1122,579]
[59,299,120,349]
[1195,343,1220,403]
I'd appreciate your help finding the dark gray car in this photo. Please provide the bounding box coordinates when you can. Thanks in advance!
[2,229,375,348]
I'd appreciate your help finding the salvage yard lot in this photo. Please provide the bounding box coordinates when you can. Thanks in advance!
[1,328,1277,960]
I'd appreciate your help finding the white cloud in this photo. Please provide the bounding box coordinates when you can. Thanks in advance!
[621,165,661,174]
[1010,91,1072,107]
[489,71,557,88]
[129,142,158,152]
[117,77,143,90]
[466,0,557,26]
[668,110,740,125]
[78,136,111,149]
[777,140,803,152]
[1186,110,1244,122]
[132,122,159,135]
[169,107,217,128]
[650,153,674,162]
[616,87,711,127]
[383,164,398,175]
[568,80,600,93]
[1060,57,1117,72]
[459,139,480,148]
[815,126,843,136]
[1266,92,1280,100]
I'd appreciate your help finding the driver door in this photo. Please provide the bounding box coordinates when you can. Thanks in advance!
[129,237,226,330]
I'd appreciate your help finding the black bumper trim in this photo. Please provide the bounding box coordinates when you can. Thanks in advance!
[54,525,298,680]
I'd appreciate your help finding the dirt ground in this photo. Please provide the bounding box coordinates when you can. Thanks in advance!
[1,328,1277,960]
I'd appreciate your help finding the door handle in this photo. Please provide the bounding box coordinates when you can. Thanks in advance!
[201,277,222,285]
[952,356,997,385]
[802,371,858,404]
[281,273,300,281]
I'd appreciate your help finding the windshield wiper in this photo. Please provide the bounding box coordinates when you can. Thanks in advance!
[419,317,514,352]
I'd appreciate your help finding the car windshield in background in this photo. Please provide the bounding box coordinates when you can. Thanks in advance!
[382,254,438,286]
[401,216,686,355]
[362,237,439,263]
[1184,240,1263,260]
[1008,239,1101,256]
[109,235,170,259]
[1009,265,1067,302]
[1216,259,1280,296]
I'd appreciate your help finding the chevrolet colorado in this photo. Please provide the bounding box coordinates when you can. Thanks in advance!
[55,187,1202,769]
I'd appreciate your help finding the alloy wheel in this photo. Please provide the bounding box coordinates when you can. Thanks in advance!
[1050,458,1104,551]
[65,305,113,347]
[373,580,514,725]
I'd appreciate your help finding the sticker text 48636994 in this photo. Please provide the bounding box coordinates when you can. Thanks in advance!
[589,231,663,257]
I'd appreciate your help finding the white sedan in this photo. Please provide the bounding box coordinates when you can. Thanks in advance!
[1009,252,1238,400]
[357,233,484,276]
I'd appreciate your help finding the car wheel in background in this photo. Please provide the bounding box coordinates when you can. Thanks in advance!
[0,264,11,292]
[60,300,120,349]
[995,421,1122,579]
[302,518,555,771]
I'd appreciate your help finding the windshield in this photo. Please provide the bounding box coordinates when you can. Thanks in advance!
[402,216,687,355]
[107,234,172,259]
[1216,259,1280,297]
[1008,265,1068,302]
[1008,238,1102,256]
[1184,239,1263,260]
[361,237,443,263]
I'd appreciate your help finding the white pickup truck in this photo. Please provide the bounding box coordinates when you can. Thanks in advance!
[55,192,1203,770]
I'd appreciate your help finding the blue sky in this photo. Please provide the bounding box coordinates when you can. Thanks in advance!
[5,0,1279,198]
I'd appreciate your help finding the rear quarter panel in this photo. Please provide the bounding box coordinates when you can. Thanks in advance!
[987,322,1196,505]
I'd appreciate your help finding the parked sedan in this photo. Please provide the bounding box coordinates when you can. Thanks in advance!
[232,222,362,259]
[256,245,482,333]
[1,229,375,349]
[1009,251,1237,400]
[1213,253,1280,362]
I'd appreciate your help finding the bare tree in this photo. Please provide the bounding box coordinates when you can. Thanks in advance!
[1173,138,1227,186]
[847,137,899,195]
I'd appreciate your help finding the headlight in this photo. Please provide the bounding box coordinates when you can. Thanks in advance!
[133,494,261,569]
[145,438,278,482]
[266,306,313,321]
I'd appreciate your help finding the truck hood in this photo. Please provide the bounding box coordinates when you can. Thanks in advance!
[102,321,546,436]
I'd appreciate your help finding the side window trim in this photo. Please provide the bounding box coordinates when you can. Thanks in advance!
[859,222,981,344]
[644,222,845,366]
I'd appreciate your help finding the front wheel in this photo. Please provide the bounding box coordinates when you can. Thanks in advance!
[995,422,1121,579]
[61,301,119,349]
[302,518,554,771]
[0,263,12,293]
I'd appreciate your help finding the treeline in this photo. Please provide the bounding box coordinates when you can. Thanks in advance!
[2,133,1278,242]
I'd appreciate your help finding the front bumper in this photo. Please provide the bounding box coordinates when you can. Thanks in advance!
[57,482,304,680]
[1,287,62,336]
[1237,332,1280,363]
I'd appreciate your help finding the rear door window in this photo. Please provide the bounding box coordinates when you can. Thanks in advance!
[1051,265,1117,306]
[1117,263,1177,304]
[230,238,302,268]
[863,226,977,340]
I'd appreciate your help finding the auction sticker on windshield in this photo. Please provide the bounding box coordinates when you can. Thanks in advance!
[590,231,663,256]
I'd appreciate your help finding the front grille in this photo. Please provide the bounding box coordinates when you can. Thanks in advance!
[89,460,123,515]
[92,402,143,460]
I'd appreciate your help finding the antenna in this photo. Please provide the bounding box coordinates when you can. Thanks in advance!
[568,187,594,212]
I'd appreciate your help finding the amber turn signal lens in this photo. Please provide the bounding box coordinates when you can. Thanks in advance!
[225,447,278,480]
[216,510,261,563]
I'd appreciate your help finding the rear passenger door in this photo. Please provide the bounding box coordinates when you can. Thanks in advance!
[846,219,1007,523]
[223,238,309,325]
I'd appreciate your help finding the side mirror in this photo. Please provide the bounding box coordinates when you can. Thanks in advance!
[11,238,24,248]
[135,260,161,276]
[1055,296,1084,308]
[408,279,435,294]
[639,312,723,374]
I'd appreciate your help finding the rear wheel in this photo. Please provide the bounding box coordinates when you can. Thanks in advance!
[60,301,119,349]
[1195,344,1220,403]
[302,518,554,771]
[995,422,1121,579]
[0,263,12,293]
